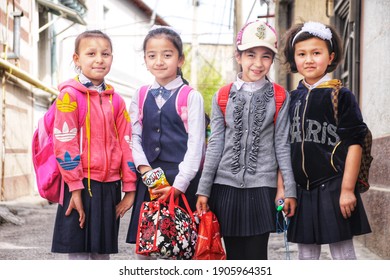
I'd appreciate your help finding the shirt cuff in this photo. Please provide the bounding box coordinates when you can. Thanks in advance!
[284,183,297,198]
[172,175,190,193]
[135,159,151,173]
[122,181,137,192]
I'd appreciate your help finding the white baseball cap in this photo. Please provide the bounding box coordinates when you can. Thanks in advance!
[236,21,278,53]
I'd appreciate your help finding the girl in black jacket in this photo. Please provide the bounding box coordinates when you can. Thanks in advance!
[282,21,371,259]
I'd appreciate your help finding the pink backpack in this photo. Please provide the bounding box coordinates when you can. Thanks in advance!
[138,85,193,132]
[32,89,120,204]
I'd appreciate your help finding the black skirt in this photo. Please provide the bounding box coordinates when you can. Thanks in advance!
[287,176,371,244]
[209,184,277,237]
[51,179,122,254]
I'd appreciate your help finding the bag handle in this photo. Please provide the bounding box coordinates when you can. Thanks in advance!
[167,188,196,221]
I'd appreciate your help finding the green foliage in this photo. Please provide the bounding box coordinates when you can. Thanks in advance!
[182,45,225,115]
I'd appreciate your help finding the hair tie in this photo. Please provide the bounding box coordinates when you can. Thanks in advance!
[292,21,332,47]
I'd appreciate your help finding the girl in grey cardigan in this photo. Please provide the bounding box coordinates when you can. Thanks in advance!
[196,21,297,260]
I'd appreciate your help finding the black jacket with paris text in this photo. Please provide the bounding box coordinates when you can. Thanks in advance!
[289,79,367,190]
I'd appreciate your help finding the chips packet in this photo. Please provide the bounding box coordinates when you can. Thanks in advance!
[142,167,170,200]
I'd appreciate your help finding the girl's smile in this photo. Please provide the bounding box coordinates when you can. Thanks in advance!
[235,46,274,83]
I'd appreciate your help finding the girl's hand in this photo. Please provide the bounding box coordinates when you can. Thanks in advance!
[340,190,357,219]
[283,197,297,218]
[275,169,296,217]
[339,144,360,219]
[116,191,135,219]
[65,189,85,229]
[196,195,209,215]
[153,186,181,201]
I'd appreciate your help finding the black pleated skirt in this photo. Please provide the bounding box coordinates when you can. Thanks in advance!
[287,176,371,244]
[208,184,277,237]
[51,179,122,254]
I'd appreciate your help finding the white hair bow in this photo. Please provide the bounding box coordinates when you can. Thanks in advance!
[292,21,333,46]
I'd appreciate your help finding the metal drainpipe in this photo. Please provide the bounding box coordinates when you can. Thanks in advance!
[4,11,23,60]
[51,26,57,87]
[0,58,59,96]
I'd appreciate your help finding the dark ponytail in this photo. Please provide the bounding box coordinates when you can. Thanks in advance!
[177,68,189,85]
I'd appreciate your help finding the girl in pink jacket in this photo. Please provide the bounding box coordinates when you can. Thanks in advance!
[51,30,136,260]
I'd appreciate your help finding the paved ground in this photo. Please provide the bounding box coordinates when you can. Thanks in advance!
[0,195,382,260]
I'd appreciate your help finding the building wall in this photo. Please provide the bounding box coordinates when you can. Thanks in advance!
[1,82,34,200]
[0,1,35,200]
[355,0,390,259]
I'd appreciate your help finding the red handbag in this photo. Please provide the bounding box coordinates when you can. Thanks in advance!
[193,211,226,260]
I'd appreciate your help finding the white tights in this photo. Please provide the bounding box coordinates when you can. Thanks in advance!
[68,253,110,260]
[298,239,357,260]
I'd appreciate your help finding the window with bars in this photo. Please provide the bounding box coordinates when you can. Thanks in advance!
[333,0,361,103]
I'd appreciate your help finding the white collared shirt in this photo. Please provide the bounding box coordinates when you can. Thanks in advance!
[78,73,106,92]
[303,74,331,90]
[234,72,268,92]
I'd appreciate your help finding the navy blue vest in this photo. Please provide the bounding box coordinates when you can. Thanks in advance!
[142,89,188,164]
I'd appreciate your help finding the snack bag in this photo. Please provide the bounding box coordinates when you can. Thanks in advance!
[142,167,170,200]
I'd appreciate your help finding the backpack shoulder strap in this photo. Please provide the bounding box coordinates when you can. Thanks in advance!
[111,92,121,119]
[176,85,193,133]
[138,85,151,125]
[217,82,233,117]
[331,86,341,125]
[176,85,193,115]
[42,102,57,136]
[273,82,286,124]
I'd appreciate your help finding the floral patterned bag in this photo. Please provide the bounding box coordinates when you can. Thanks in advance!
[135,189,198,259]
